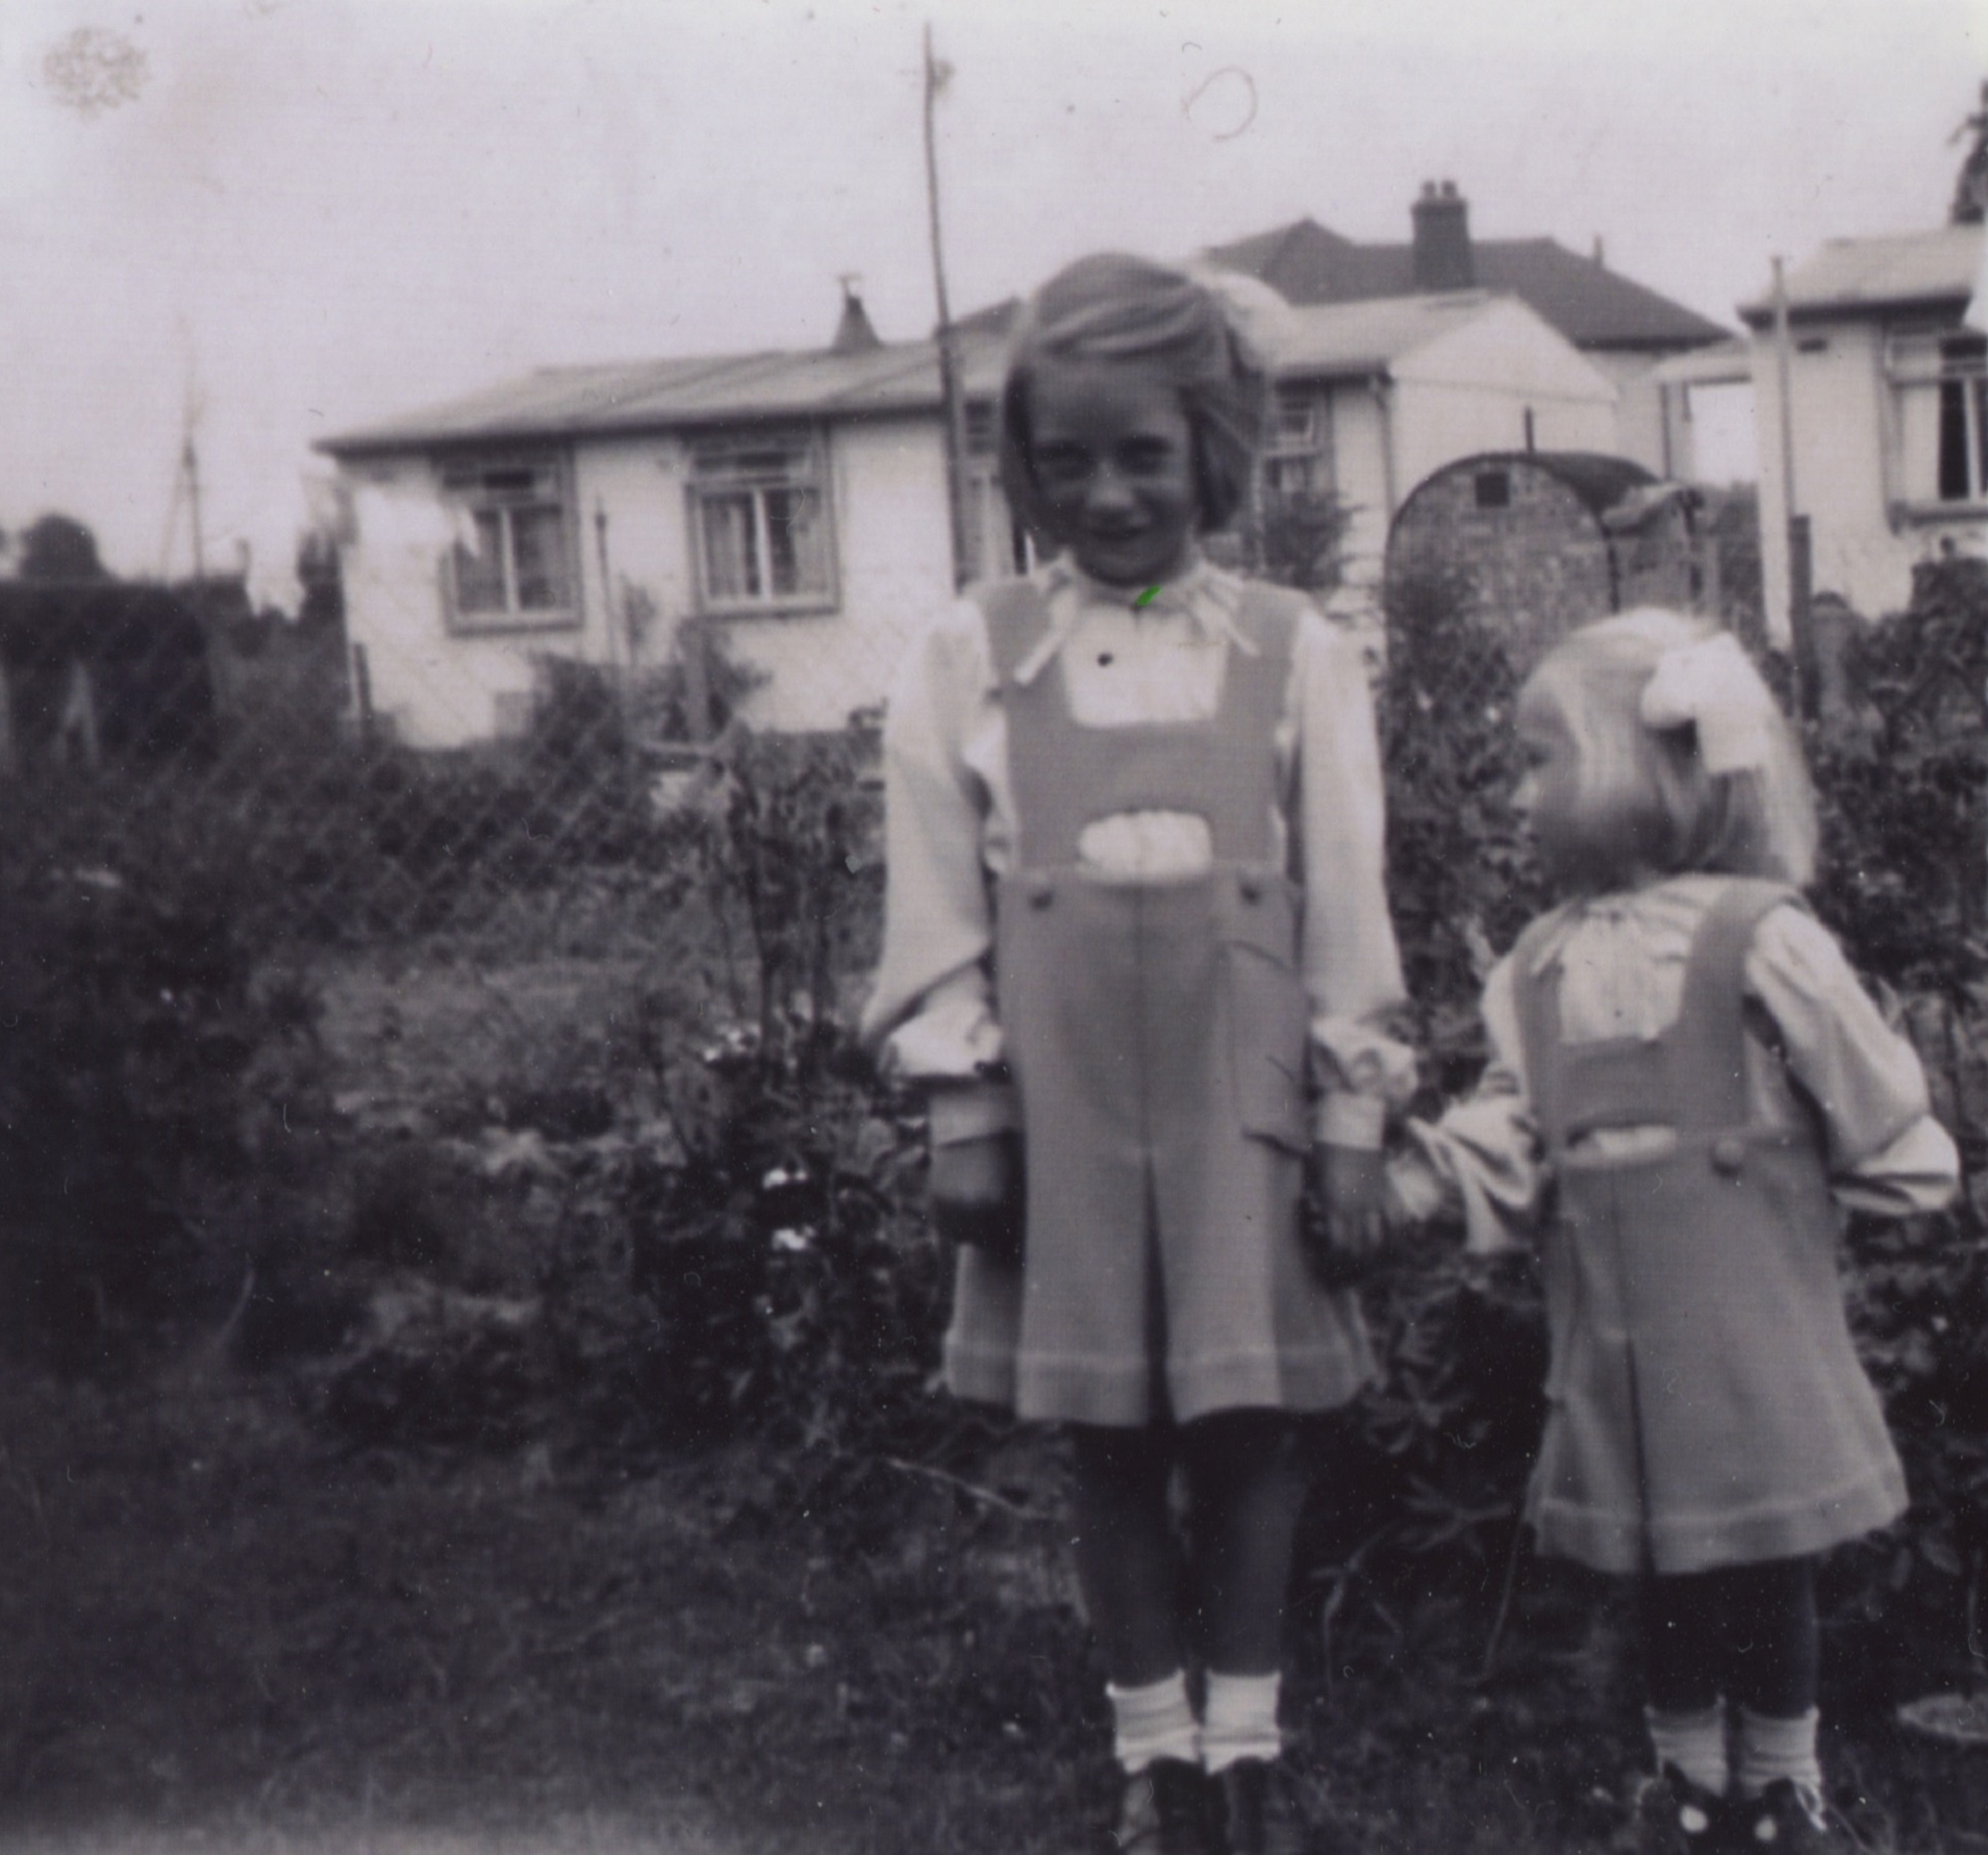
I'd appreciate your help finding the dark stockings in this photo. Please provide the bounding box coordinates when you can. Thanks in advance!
[1641,1556,1819,1720]
[1068,1412,1308,1686]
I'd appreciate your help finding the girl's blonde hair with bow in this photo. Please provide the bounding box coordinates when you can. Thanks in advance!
[1517,607,1818,894]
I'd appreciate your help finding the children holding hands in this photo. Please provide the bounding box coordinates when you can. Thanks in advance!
[865,242,1954,1855]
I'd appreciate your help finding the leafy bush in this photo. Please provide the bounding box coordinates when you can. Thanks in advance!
[1806,557,1988,992]
[0,770,311,1371]
[1378,563,1550,1094]
[528,721,970,1473]
[540,1021,946,1461]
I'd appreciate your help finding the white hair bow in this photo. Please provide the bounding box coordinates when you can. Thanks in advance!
[1638,630,1776,774]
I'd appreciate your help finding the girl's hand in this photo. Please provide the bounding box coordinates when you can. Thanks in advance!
[929,1132,1026,1266]
[1301,1142,1389,1287]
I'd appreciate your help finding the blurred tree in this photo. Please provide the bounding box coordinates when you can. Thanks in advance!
[19,514,110,581]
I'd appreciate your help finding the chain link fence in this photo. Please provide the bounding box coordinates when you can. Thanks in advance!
[2,579,897,1134]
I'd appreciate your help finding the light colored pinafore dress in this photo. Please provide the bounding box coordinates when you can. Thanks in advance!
[1513,877,1907,1575]
[941,577,1378,1429]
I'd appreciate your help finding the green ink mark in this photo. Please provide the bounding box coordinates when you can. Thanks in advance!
[1133,587,1161,608]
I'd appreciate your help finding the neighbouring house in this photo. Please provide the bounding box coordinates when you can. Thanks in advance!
[1734,221,1988,634]
[1203,182,1733,481]
[318,277,1617,747]
[1385,451,1706,674]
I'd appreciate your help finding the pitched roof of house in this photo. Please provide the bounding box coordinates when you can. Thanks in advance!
[1736,224,1985,326]
[319,289,1541,455]
[1275,290,1540,376]
[1202,217,1731,351]
[319,339,983,455]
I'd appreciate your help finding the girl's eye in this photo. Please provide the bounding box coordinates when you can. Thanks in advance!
[1118,439,1177,472]
[1034,446,1090,485]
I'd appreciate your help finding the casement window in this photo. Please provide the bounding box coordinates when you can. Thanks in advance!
[1260,385,1335,504]
[439,454,579,630]
[689,428,837,614]
[1888,327,1988,509]
[960,401,1035,580]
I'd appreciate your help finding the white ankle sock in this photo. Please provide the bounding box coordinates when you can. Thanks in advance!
[1202,1669,1282,1773]
[1646,1700,1729,1795]
[1108,1670,1199,1773]
[1736,1706,1822,1798]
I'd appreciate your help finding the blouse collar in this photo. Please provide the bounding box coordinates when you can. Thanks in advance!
[1011,551,1256,687]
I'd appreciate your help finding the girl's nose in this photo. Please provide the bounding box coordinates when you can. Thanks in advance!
[1083,464,1136,516]
[1513,771,1539,815]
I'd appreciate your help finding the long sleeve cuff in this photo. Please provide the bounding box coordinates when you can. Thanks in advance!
[926,1080,1023,1147]
[1313,1092,1386,1148]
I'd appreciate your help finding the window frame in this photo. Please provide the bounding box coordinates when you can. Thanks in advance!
[436,450,581,634]
[686,425,840,618]
[1885,322,1988,519]
[1258,383,1336,507]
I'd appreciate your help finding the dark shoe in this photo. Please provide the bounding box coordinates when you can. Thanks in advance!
[1727,1780,1844,1851]
[1625,1765,1728,1854]
[1112,1757,1219,1854]
[1212,1756,1356,1855]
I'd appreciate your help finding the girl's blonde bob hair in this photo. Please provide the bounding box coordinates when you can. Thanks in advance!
[1517,607,1818,895]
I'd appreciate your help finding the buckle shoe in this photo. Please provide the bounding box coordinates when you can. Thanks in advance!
[1112,1756,1220,1855]
[1728,1779,1844,1852]
[1627,1765,1728,1855]
[1212,1756,1357,1855]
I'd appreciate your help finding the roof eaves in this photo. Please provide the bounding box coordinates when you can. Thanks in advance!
[1737,287,1973,331]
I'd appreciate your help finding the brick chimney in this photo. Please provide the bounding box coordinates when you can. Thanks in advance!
[1410,180,1475,291]
[830,273,882,353]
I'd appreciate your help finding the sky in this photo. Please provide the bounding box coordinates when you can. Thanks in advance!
[1,0,1983,606]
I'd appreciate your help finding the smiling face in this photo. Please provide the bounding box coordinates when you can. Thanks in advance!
[1024,359,1200,588]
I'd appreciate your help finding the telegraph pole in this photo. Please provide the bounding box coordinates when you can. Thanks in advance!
[923,22,971,590]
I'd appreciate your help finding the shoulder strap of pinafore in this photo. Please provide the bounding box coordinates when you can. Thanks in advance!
[1509,902,1583,1152]
[973,577,1053,686]
[1667,877,1807,1133]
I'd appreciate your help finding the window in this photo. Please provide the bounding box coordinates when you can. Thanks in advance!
[689,428,836,613]
[1888,327,1988,509]
[1474,470,1512,510]
[439,454,578,629]
[1260,386,1334,504]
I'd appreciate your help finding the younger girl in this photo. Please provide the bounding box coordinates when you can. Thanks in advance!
[863,253,1412,1855]
[1389,611,1958,1853]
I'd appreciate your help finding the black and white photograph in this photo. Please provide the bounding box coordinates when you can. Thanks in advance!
[2,1,1986,1848]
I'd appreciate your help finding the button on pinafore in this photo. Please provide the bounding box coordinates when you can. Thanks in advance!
[1514,878,1907,1575]
[940,579,1378,1427]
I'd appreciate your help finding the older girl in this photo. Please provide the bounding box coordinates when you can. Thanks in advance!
[863,253,1410,1855]
[1390,611,1958,1854]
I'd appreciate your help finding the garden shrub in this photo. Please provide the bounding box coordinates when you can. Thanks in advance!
[530,720,969,1474]
[1806,557,1988,992]
[0,769,309,1372]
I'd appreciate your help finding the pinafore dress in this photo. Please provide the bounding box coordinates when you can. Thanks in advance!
[940,578,1378,1428]
[1514,877,1907,1575]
